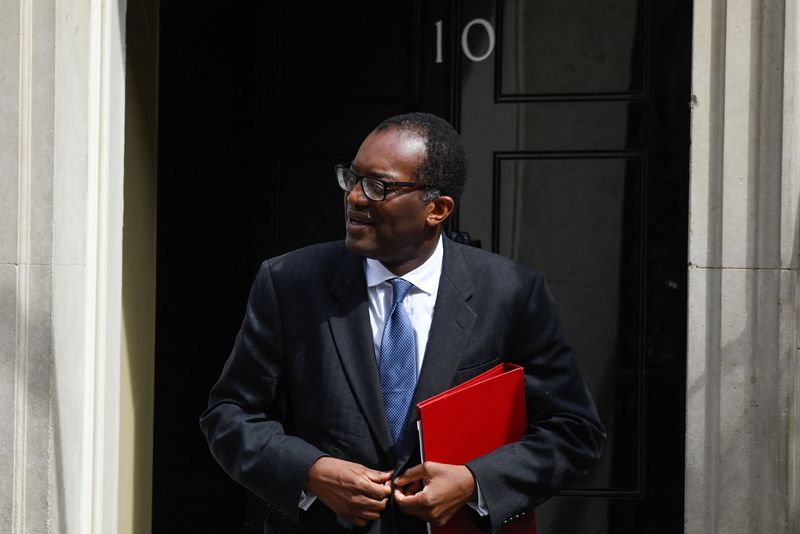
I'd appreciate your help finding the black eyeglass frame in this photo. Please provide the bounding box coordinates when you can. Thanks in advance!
[335,164,437,202]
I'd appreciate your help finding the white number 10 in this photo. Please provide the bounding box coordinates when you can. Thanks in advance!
[435,18,496,64]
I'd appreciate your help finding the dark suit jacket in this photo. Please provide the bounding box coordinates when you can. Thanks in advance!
[200,237,605,534]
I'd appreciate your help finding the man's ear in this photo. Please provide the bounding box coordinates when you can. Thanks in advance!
[426,195,455,226]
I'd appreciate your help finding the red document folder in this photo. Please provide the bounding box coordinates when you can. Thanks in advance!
[416,362,536,534]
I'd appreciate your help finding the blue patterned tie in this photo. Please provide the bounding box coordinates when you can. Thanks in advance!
[379,278,417,445]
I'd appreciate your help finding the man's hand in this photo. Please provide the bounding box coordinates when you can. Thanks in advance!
[305,457,393,527]
[393,461,477,527]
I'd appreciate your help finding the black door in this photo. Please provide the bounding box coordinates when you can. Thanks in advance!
[450,1,690,532]
[154,1,689,532]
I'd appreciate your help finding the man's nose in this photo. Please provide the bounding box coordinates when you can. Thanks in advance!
[346,181,369,204]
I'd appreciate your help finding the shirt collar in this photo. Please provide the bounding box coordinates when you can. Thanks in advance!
[364,234,443,295]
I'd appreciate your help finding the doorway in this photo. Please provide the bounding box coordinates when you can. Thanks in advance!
[153,1,690,532]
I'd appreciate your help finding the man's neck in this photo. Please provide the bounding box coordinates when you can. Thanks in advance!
[380,234,442,276]
[366,235,441,278]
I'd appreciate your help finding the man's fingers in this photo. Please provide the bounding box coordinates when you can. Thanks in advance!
[358,467,392,500]
[395,478,423,496]
[342,495,387,527]
[393,463,477,526]
[306,457,393,524]
[393,487,413,505]
[393,486,427,507]
[395,487,457,525]
[364,468,393,484]
[354,497,388,516]
[354,493,389,511]
[394,463,427,486]
[357,476,391,501]
[394,487,436,520]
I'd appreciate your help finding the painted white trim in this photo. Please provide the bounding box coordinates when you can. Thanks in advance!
[81,0,101,526]
[82,0,126,532]
[12,0,33,531]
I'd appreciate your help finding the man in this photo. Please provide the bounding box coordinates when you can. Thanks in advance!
[200,112,605,534]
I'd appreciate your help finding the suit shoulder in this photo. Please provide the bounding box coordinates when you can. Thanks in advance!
[259,240,350,280]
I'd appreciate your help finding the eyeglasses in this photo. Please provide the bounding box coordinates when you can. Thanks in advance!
[335,164,434,202]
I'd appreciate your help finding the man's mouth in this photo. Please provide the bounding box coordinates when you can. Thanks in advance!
[347,211,373,227]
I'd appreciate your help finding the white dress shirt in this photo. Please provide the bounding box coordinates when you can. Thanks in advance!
[365,234,443,372]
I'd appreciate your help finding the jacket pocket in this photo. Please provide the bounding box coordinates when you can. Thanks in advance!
[451,357,501,384]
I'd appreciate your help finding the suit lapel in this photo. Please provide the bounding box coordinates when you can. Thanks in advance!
[397,239,477,467]
[327,251,395,460]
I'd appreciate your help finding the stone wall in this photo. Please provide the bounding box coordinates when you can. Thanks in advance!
[0,0,126,532]
[687,0,799,531]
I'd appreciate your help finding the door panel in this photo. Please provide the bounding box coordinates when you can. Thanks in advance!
[495,152,644,496]
[498,0,646,98]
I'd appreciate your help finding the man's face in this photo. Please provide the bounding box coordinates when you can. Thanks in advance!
[344,127,436,273]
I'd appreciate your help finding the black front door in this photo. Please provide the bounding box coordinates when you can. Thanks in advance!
[451,1,690,532]
[154,1,690,532]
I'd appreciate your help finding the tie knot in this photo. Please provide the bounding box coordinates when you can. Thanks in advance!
[390,278,413,305]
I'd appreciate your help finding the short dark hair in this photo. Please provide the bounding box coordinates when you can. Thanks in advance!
[375,112,467,204]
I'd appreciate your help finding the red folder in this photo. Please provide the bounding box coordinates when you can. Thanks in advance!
[416,362,536,534]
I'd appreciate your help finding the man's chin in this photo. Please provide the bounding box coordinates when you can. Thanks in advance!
[344,234,375,258]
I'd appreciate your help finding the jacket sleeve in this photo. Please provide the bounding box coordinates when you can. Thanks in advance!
[466,272,606,533]
[199,261,326,520]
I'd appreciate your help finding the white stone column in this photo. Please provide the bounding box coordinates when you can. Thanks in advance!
[0,0,126,532]
[687,0,799,532]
